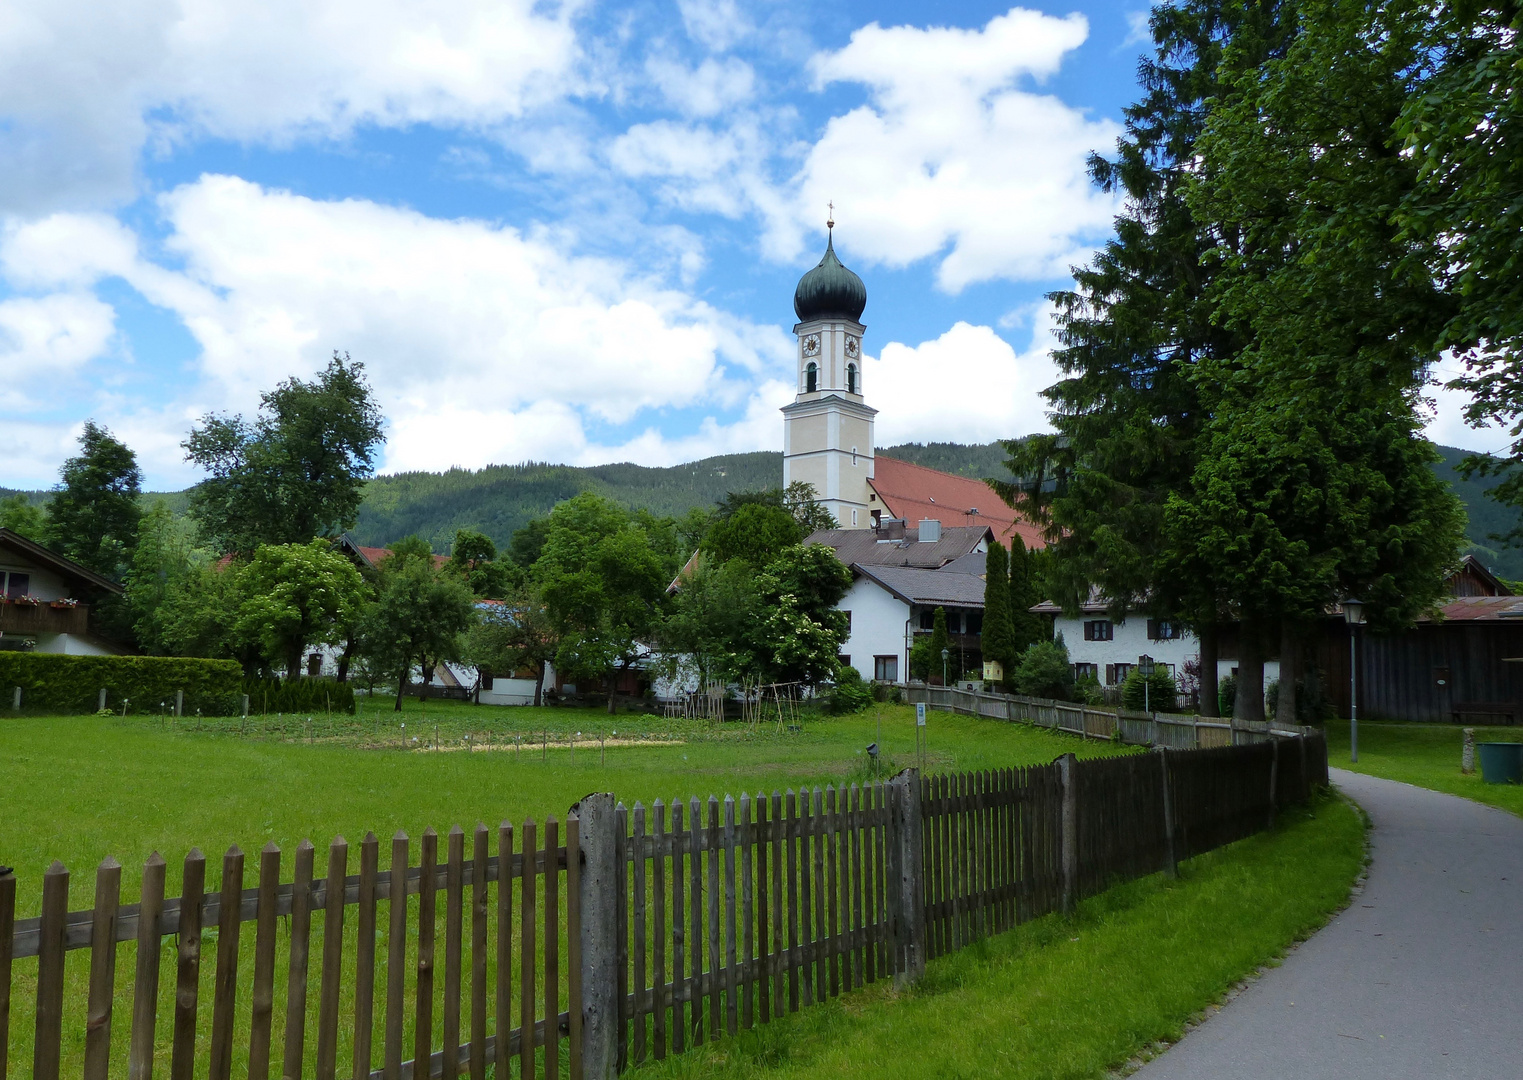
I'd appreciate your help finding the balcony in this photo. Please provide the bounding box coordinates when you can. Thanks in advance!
[0,601,90,637]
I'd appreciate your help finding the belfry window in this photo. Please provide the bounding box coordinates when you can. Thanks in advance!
[805,361,818,393]
[847,363,858,394]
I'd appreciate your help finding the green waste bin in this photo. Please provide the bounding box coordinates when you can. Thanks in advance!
[1477,742,1523,784]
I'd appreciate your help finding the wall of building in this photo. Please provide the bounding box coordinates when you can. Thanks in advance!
[29,633,119,656]
[839,576,910,683]
[1055,615,1279,695]
[0,557,70,601]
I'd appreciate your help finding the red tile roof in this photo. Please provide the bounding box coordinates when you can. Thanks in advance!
[354,545,448,570]
[1429,596,1523,622]
[869,456,1044,551]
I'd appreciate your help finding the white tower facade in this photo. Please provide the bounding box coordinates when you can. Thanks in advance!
[782,230,876,529]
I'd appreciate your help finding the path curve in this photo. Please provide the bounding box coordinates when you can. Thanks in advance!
[1135,767,1522,1080]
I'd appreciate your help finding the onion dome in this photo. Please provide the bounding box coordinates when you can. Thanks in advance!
[793,232,867,323]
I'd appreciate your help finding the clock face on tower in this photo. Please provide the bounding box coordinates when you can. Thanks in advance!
[802,334,821,357]
[844,336,860,359]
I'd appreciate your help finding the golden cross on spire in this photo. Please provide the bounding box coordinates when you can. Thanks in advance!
[827,201,834,231]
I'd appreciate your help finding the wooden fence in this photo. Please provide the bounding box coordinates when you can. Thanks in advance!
[1,734,1327,1080]
[907,685,1317,749]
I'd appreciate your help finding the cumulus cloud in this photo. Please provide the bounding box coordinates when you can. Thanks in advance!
[0,0,582,213]
[0,293,118,387]
[782,8,1120,289]
[647,55,756,118]
[0,176,798,483]
[865,320,1057,445]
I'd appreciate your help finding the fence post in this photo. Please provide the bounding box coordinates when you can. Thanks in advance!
[887,769,924,985]
[11,687,18,711]
[1156,748,1177,878]
[1267,738,1280,830]
[98,688,107,712]
[573,791,619,1080]
[1059,753,1078,913]
[242,695,250,719]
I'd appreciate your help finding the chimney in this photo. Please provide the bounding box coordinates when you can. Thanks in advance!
[876,518,907,542]
[918,518,942,543]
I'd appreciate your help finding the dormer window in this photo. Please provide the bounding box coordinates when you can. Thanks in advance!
[847,363,858,394]
[805,361,818,393]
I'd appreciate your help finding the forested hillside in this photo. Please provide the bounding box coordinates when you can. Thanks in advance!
[6,442,1520,577]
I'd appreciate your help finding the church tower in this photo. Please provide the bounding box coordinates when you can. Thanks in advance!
[783,218,876,528]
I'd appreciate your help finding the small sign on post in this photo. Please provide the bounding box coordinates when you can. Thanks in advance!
[915,703,926,727]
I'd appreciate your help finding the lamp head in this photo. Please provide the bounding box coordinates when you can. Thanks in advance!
[941,648,949,661]
[1343,598,1366,626]
[1138,654,1155,677]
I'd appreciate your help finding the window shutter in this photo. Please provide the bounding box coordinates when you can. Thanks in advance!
[1105,664,1115,685]
[1147,619,1158,640]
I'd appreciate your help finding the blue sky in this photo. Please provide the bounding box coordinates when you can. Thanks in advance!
[0,0,1499,490]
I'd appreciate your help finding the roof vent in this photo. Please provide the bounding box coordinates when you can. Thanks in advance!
[875,518,906,543]
[918,518,942,543]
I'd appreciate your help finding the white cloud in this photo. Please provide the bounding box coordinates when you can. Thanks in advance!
[0,293,118,388]
[0,176,798,484]
[647,56,756,118]
[779,8,1120,289]
[676,0,753,53]
[866,320,1055,445]
[0,0,582,213]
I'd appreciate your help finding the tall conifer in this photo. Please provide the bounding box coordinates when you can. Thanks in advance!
[980,540,1016,684]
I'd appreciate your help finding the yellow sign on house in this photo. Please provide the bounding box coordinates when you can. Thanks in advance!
[983,660,1004,683]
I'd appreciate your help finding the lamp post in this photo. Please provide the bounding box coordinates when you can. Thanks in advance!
[1344,598,1366,763]
[941,647,950,689]
[1138,655,1155,714]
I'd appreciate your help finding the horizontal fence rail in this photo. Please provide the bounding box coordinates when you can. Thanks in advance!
[907,685,1318,750]
[2,735,1328,1079]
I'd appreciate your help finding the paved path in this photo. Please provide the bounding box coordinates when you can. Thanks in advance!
[1135,768,1523,1079]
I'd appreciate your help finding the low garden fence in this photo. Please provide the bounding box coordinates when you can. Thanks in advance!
[907,684,1318,749]
[1,732,1328,1079]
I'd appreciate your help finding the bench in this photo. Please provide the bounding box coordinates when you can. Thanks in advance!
[1452,701,1519,725]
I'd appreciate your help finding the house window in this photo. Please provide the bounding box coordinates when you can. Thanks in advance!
[847,363,858,394]
[1147,619,1181,641]
[874,655,899,682]
[1107,663,1134,686]
[920,610,935,630]
[805,362,818,393]
[1084,620,1113,641]
[844,610,852,633]
[307,653,323,677]
[1073,663,1098,682]
[851,508,858,525]
[3,572,29,599]
[479,668,495,691]
[838,655,851,670]
[966,611,983,634]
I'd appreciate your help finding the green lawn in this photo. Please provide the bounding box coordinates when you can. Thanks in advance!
[1324,718,1523,817]
[628,790,1365,1080]
[0,700,1131,914]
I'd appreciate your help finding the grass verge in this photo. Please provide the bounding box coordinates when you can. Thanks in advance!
[629,790,1365,1080]
[1324,718,1523,817]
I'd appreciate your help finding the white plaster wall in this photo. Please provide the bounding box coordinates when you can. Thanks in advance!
[0,559,69,600]
[1054,615,1281,693]
[839,576,910,683]
[29,633,120,656]
[479,679,540,706]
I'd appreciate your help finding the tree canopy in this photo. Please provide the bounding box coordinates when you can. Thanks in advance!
[184,352,384,553]
[46,421,142,581]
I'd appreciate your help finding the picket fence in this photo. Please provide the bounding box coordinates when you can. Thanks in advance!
[1,733,1328,1080]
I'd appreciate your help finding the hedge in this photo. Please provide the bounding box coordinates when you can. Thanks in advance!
[0,654,244,715]
[242,676,356,716]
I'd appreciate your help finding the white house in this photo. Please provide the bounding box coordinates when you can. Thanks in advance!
[0,528,125,655]
[1032,596,1279,693]
[838,562,988,684]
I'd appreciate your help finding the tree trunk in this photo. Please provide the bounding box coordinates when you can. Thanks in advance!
[287,641,305,684]
[394,657,408,712]
[1197,622,1220,718]
[336,636,354,683]
[417,656,432,702]
[606,668,618,715]
[1234,621,1266,722]
[533,661,545,708]
[1277,620,1299,725]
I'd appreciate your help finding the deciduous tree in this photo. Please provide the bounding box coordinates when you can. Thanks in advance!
[235,540,368,682]
[46,421,142,581]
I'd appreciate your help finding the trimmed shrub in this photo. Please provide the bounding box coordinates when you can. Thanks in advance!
[0,653,243,715]
[1121,667,1178,712]
[242,677,357,716]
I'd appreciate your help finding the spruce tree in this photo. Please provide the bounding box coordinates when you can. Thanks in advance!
[980,540,1016,684]
[46,420,142,581]
[1007,534,1046,651]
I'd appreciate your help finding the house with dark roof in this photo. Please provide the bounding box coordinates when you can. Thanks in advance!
[0,528,126,655]
[804,520,993,685]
